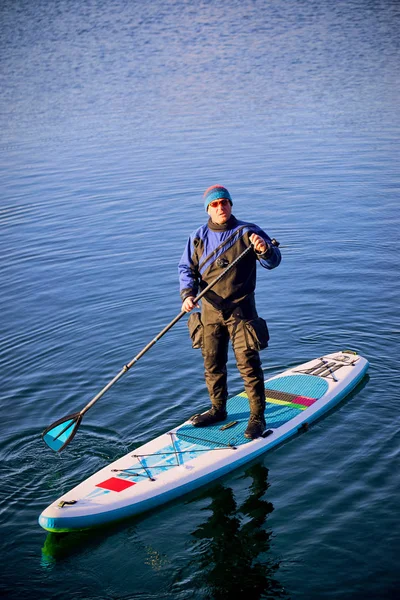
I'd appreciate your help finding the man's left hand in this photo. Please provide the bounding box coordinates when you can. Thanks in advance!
[250,233,268,254]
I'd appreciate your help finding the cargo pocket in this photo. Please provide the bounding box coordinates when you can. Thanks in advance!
[187,312,203,349]
[244,317,270,351]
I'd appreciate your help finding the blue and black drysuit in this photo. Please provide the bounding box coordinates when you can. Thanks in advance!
[179,215,281,418]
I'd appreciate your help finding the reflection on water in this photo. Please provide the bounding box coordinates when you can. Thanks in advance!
[175,464,290,600]
[41,531,90,569]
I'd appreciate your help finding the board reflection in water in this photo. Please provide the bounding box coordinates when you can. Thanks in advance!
[173,464,290,600]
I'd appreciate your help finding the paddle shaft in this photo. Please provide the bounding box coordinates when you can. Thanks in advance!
[80,244,253,416]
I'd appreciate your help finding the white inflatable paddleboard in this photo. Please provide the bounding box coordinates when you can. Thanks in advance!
[39,350,368,532]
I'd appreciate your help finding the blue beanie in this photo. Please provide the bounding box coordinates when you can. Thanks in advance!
[203,185,233,211]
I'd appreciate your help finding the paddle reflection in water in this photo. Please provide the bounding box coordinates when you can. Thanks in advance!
[174,464,290,600]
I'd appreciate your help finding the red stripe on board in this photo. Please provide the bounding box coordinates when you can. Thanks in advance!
[292,395,317,407]
[96,477,136,492]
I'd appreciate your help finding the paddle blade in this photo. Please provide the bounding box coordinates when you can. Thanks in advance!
[42,413,82,452]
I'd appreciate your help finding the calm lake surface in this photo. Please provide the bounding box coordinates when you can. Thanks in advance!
[1,1,399,598]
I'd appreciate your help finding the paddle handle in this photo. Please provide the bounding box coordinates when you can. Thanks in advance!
[80,244,253,416]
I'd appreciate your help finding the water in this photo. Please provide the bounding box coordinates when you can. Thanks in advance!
[1,0,399,598]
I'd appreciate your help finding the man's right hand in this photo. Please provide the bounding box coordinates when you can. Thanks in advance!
[182,296,199,313]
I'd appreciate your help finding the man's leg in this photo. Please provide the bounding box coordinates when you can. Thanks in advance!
[191,303,229,427]
[235,349,266,414]
[229,312,266,439]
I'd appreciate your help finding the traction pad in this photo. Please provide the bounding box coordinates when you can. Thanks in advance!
[177,374,329,448]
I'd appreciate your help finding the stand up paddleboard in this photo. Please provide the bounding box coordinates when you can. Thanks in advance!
[39,350,368,532]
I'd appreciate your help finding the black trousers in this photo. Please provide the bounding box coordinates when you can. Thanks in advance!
[200,297,266,417]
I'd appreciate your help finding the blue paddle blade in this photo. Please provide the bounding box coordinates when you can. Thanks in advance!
[42,414,82,452]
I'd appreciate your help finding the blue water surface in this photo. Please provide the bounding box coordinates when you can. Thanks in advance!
[1,1,399,599]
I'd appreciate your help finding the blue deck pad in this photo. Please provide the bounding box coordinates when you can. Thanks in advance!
[178,391,259,448]
[177,374,329,448]
[177,393,304,448]
[264,404,303,427]
[266,374,329,398]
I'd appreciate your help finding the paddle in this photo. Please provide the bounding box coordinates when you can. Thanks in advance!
[42,243,255,452]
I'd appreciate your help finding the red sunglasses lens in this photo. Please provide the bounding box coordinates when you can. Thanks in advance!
[209,199,229,208]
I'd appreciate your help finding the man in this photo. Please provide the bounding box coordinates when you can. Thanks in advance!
[179,185,281,440]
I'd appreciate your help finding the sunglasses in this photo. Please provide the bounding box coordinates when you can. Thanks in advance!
[209,198,230,208]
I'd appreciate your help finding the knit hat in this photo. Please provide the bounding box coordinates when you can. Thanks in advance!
[203,185,233,211]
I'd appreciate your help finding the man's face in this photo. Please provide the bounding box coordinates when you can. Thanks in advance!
[207,198,232,224]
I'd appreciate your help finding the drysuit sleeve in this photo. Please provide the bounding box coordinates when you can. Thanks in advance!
[252,226,282,270]
[178,235,200,301]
